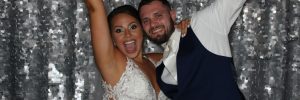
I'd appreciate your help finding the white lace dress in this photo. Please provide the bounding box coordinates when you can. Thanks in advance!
[102,58,169,100]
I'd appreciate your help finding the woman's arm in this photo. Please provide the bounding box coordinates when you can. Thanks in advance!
[85,0,118,76]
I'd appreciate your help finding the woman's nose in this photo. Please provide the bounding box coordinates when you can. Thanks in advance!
[124,29,132,37]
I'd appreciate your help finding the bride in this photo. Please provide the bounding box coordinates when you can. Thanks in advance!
[85,0,188,99]
[85,0,163,99]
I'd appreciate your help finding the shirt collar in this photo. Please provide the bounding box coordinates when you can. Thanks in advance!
[159,29,181,85]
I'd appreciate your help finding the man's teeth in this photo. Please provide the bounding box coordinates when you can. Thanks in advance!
[152,27,162,33]
[153,29,161,33]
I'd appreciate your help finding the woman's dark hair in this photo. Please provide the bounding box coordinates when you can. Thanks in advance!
[107,5,141,31]
[138,0,172,13]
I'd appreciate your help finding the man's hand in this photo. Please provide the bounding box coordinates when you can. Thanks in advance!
[176,19,191,37]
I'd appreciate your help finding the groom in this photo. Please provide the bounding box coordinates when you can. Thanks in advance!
[138,0,246,99]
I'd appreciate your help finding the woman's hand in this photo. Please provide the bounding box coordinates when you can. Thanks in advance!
[85,0,103,12]
[176,19,190,37]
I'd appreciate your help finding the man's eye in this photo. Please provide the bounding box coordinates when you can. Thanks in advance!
[143,20,149,24]
[155,14,162,18]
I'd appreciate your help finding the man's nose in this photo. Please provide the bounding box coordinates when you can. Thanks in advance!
[150,19,159,28]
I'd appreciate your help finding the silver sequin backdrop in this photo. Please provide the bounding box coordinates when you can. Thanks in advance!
[0,0,299,100]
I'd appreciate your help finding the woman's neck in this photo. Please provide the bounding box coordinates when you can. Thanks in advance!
[132,52,145,63]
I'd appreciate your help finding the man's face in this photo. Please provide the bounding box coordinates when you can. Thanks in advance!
[139,1,175,44]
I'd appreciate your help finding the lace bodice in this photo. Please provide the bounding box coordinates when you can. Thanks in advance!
[102,58,168,100]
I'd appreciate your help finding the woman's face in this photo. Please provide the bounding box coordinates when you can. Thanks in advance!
[111,13,143,58]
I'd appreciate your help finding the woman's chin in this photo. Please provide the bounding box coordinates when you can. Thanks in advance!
[124,51,140,59]
[125,54,137,59]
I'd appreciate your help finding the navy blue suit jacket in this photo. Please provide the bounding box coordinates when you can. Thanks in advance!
[156,28,244,100]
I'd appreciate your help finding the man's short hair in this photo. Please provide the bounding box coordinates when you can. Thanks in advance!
[138,0,172,13]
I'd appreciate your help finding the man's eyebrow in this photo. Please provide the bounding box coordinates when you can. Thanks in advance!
[153,11,161,14]
[142,17,149,21]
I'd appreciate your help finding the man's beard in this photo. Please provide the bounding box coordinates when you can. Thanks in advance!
[147,20,175,45]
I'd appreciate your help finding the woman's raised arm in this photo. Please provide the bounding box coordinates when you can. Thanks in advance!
[85,0,117,72]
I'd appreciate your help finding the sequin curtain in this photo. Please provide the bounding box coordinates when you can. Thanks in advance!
[0,0,103,99]
[0,0,299,100]
[230,0,300,99]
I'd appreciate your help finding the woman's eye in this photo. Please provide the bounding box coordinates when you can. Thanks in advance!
[130,24,137,30]
[128,23,138,30]
[115,28,124,33]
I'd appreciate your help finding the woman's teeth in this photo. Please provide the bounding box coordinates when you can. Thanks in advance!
[124,40,136,53]
[125,40,135,44]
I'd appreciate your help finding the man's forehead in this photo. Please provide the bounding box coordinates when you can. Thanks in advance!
[140,2,168,16]
[145,1,165,8]
[140,9,165,19]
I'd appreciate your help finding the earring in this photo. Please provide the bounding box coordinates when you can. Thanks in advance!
[113,41,116,47]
